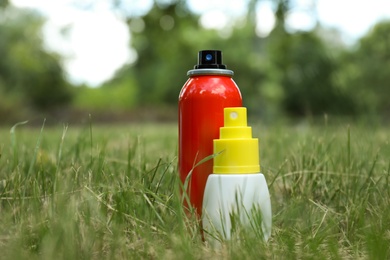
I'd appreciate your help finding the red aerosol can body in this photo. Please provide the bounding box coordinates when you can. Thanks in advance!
[178,50,242,217]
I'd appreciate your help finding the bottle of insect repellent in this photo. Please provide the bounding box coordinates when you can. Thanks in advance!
[202,107,272,243]
[178,50,242,218]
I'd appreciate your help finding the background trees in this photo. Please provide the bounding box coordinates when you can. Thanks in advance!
[335,21,390,117]
[113,0,360,118]
[0,5,72,121]
[125,2,199,105]
[1,0,390,122]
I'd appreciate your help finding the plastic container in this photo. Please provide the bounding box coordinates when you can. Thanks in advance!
[202,107,272,243]
[178,50,242,217]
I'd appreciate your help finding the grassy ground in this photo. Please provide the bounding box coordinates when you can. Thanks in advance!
[0,118,389,259]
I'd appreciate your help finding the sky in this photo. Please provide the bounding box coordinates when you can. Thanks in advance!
[9,0,390,87]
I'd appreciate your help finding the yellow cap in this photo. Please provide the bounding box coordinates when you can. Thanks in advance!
[213,107,260,174]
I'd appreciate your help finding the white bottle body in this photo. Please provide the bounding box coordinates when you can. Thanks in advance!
[202,173,272,243]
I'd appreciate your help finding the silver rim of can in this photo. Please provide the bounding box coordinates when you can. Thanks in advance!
[187,69,234,77]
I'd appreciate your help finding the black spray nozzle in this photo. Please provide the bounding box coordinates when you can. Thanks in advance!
[194,50,227,69]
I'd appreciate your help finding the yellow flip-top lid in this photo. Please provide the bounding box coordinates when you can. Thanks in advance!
[213,107,260,174]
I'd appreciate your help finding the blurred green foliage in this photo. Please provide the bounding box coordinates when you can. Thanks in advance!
[0,6,72,116]
[124,2,200,105]
[0,0,8,8]
[110,0,388,119]
[335,21,390,116]
[1,0,390,123]
[266,25,356,117]
[73,74,138,110]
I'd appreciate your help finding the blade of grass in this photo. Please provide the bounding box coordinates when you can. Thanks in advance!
[141,190,165,225]
[27,119,46,176]
[268,159,288,189]
[56,124,69,170]
[182,150,223,197]
[53,124,68,193]
[10,120,28,170]
[89,114,93,166]
[148,158,162,191]
[155,158,176,196]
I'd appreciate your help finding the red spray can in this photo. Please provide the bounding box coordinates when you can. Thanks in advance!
[178,50,242,217]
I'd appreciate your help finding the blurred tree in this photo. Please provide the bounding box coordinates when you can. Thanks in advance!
[208,0,268,115]
[109,0,358,118]
[113,0,269,113]
[0,7,72,110]
[0,0,8,8]
[73,71,138,110]
[124,0,200,105]
[335,20,390,116]
[265,0,355,116]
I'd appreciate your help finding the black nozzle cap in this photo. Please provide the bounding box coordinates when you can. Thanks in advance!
[194,50,227,69]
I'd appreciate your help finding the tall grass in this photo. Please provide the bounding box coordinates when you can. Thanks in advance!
[0,119,389,259]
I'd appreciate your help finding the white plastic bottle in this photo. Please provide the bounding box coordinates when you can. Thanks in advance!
[202,107,272,244]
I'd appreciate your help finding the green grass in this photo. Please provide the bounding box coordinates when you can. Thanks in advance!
[0,119,389,259]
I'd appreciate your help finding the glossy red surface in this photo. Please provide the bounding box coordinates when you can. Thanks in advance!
[178,74,242,217]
